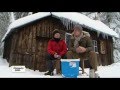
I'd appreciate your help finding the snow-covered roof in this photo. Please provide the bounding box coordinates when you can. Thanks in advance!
[2,12,119,42]
[52,12,119,38]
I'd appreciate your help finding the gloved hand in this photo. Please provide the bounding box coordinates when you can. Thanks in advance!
[54,53,61,59]
[57,55,61,59]
[54,53,58,58]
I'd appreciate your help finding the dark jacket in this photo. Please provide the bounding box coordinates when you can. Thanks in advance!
[69,31,93,55]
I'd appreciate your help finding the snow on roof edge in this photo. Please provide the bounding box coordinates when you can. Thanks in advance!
[1,12,51,42]
[52,12,119,38]
[1,12,119,42]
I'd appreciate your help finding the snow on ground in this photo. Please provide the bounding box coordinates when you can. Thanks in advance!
[0,56,62,78]
[97,63,120,78]
[0,56,120,78]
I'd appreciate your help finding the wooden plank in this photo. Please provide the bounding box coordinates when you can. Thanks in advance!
[33,25,36,38]
[9,33,19,66]
[32,54,36,71]
[29,55,32,69]
[106,37,113,65]
[36,23,39,36]
[28,30,32,54]
[18,30,22,54]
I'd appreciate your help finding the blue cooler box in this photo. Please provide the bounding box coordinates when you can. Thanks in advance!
[61,59,80,78]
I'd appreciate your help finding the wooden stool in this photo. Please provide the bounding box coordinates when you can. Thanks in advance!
[81,59,88,74]
[81,53,99,74]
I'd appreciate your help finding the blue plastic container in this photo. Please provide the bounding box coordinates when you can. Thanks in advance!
[61,59,80,78]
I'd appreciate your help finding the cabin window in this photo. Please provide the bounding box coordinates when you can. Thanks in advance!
[65,33,72,50]
[92,40,98,53]
[100,40,106,54]
[65,33,99,53]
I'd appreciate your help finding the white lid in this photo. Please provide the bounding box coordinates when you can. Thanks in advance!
[61,59,80,62]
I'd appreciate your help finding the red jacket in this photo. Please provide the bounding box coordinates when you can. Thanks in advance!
[47,39,67,57]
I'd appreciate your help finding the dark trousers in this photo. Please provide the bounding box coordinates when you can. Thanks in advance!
[47,54,66,73]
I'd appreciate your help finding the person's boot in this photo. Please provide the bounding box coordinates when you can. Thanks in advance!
[44,71,54,76]
[89,69,100,78]
[95,73,100,78]
[89,69,95,78]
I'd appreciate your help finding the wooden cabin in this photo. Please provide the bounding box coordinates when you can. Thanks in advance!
[2,12,118,71]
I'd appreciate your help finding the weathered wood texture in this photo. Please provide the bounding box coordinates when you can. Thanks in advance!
[4,16,66,71]
[3,16,114,71]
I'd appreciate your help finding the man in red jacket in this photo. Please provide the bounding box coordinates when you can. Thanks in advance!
[45,29,67,76]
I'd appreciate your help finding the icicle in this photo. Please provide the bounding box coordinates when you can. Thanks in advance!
[97,31,100,37]
[63,18,66,29]
[102,33,106,39]
[70,21,72,30]
[61,18,75,30]
[112,37,115,42]
[63,18,66,30]
[68,21,70,30]
[103,34,106,39]
[62,18,65,26]
[106,34,108,39]
[68,20,71,30]
[66,19,68,30]
[60,17,66,29]
[71,22,74,31]
[68,20,70,30]
[60,18,63,26]
[66,19,69,30]
[60,17,81,31]
[62,18,70,30]
[68,19,70,30]
[62,18,65,28]
[28,12,33,15]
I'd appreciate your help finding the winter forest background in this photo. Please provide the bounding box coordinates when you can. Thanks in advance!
[0,12,120,63]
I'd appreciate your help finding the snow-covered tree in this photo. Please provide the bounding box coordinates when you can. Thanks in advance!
[14,12,32,20]
[82,12,120,63]
[106,12,120,63]
[0,12,11,55]
[0,12,32,55]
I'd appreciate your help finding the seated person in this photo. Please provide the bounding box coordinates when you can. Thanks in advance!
[67,25,99,78]
[45,29,67,76]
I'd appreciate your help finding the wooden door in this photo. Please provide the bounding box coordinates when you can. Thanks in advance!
[36,37,49,71]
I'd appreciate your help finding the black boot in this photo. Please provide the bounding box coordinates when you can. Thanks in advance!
[44,71,54,76]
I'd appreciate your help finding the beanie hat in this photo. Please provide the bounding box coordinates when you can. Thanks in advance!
[52,29,60,37]
[73,25,83,32]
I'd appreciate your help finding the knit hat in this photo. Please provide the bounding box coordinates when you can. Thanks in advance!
[73,25,83,32]
[52,29,60,37]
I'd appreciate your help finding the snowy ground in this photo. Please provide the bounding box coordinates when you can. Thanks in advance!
[0,56,120,78]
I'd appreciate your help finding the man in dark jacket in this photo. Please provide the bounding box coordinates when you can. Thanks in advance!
[67,25,99,78]
[45,29,67,76]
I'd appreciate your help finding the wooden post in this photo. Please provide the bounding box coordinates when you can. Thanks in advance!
[81,60,85,74]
